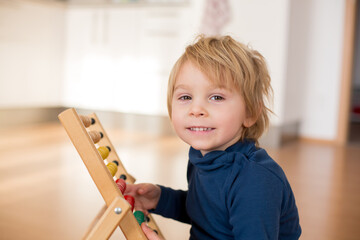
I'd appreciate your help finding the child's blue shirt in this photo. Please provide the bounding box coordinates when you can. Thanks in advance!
[152,141,301,239]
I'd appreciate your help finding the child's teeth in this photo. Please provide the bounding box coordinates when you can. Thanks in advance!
[191,128,211,131]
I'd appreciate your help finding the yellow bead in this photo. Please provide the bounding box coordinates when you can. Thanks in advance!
[98,146,110,160]
[107,162,118,177]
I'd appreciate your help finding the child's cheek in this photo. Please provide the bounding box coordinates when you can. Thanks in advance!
[170,110,181,131]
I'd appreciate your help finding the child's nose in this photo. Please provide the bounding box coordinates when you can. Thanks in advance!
[189,102,208,117]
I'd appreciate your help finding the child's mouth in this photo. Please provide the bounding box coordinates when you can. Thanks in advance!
[189,127,213,131]
[187,127,215,133]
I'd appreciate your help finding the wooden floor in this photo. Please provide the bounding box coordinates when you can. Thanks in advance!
[0,122,360,240]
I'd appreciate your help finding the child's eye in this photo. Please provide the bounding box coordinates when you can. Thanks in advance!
[179,95,191,101]
[210,95,224,101]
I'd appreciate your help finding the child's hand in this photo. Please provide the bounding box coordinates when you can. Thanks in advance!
[141,223,164,240]
[124,183,161,215]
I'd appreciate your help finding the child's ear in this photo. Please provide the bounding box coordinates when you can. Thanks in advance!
[243,116,257,128]
[243,106,262,128]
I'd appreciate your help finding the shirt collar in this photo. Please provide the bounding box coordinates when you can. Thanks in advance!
[189,140,256,171]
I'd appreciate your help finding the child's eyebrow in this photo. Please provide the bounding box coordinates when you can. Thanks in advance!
[173,84,189,91]
[174,84,231,93]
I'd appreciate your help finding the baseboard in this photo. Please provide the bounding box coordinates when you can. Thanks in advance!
[259,121,300,148]
[0,107,175,136]
[0,107,67,129]
[299,137,336,145]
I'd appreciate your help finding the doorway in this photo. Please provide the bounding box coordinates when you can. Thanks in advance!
[337,0,359,144]
[349,0,360,143]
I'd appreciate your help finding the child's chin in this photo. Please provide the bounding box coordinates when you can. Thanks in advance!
[191,144,214,153]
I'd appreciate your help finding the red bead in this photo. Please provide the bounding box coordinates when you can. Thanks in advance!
[124,195,135,211]
[115,178,126,194]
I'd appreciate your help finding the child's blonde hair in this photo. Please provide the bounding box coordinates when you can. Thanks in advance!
[167,35,273,144]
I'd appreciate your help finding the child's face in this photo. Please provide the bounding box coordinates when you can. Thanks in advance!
[171,61,253,156]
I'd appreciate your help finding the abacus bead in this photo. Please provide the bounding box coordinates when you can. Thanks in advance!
[134,211,145,225]
[88,131,101,143]
[124,195,135,211]
[107,162,118,177]
[115,178,126,194]
[112,160,119,166]
[119,174,127,180]
[79,115,91,128]
[98,146,110,159]
[91,118,95,125]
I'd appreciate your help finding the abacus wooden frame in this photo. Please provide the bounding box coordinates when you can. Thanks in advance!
[58,108,163,240]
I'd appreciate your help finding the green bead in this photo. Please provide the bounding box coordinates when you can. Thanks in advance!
[134,211,145,225]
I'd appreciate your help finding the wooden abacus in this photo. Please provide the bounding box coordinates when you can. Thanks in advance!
[58,108,163,240]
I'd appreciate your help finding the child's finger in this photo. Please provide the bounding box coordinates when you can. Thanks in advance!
[141,223,160,239]
[125,183,144,196]
[123,183,135,194]
[137,184,151,195]
[138,187,145,194]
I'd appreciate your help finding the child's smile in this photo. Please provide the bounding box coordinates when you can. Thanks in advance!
[171,61,255,156]
[187,127,214,132]
[186,126,215,136]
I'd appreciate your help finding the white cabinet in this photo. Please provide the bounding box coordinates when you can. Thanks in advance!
[64,5,193,115]
[64,8,113,110]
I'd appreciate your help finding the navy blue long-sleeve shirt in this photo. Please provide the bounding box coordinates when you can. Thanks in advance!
[152,141,301,239]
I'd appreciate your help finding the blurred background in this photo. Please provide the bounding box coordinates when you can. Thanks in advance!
[0,0,359,239]
[1,0,360,144]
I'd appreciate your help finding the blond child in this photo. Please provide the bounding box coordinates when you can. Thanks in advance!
[125,35,301,240]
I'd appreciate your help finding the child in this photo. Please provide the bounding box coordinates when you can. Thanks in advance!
[125,35,301,239]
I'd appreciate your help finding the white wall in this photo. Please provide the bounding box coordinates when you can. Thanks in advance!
[283,0,311,125]
[297,0,345,140]
[0,0,65,108]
